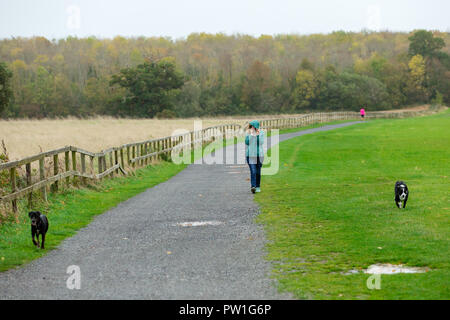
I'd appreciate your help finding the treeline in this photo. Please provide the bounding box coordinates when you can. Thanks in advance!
[0,30,449,118]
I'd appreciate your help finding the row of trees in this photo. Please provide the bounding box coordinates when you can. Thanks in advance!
[0,30,449,118]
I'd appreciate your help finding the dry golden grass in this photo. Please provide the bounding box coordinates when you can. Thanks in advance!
[0,106,434,161]
[0,114,304,160]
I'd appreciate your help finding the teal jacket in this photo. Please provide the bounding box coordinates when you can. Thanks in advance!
[245,130,264,157]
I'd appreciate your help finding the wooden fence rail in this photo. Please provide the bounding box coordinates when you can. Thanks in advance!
[0,108,441,215]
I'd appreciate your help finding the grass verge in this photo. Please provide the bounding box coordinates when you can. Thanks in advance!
[255,110,450,299]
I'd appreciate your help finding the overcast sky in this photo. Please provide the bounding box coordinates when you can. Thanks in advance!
[0,0,449,40]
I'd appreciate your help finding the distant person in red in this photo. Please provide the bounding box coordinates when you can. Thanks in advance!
[360,108,365,120]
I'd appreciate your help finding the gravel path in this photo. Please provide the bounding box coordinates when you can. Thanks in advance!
[0,121,362,299]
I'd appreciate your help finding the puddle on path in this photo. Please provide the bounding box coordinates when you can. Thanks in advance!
[175,221,223,227]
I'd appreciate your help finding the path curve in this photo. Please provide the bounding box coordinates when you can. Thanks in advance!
[0,121,362,299]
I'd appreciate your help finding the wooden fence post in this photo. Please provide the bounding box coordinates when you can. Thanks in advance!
[142,144,145,166]
[65,151,70,186]
[136,144,139,166]
[144,143,148,166]
[39,157,47,202]
[166,138,169,156]
[81,154,86,184]
[158,140,161,160]
[26,163,32,209]
[71,151,77,171]
[103,156,107,177]
[114,149,119,174]
[126,146,130,167]
[52,154,59,192]
[98,155,103,180]
[90,156,94,176]
[222,127,226,162]
[109,152,114,177]
[168,138,172,162]
[10,167,17,213]
[120,148,124,171]
[150,141,155,162]
[72,150,77,184]
[145,143,148,164]
[148,141,152,162]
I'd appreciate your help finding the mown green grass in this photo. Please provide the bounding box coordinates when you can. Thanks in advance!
[255,110,450,299]
[0,161,186,272]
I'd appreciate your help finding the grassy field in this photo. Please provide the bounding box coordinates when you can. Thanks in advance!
[0,161,186,272]
[255,110,450,299]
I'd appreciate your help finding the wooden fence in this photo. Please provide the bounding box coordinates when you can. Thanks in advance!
[0,108,442,216]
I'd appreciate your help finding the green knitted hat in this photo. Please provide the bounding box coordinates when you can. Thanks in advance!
[249,120,260,129]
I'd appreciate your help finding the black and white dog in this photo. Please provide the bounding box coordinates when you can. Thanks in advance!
[28,211,49,249]
[395,181,409,209]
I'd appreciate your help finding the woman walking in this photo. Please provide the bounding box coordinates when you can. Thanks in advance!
[245,120,264,194]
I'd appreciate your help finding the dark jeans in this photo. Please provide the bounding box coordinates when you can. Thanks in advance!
[246,156,263,188]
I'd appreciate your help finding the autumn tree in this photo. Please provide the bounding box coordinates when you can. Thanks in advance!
[354,54,410,107]
[317,70,389,111]
[407,30,449,103]
[407,54,429,102]
[427,56,450,104]
[291,69,318,110]
[31,66,54,117]
[408,30,445,59]
[241,60,274,113]
[174,80,203,117]
[110,58,184,117]
[0,62,13,115]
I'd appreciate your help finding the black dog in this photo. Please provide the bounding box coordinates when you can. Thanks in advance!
[395,181,409,209]
[28,211,49,249]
